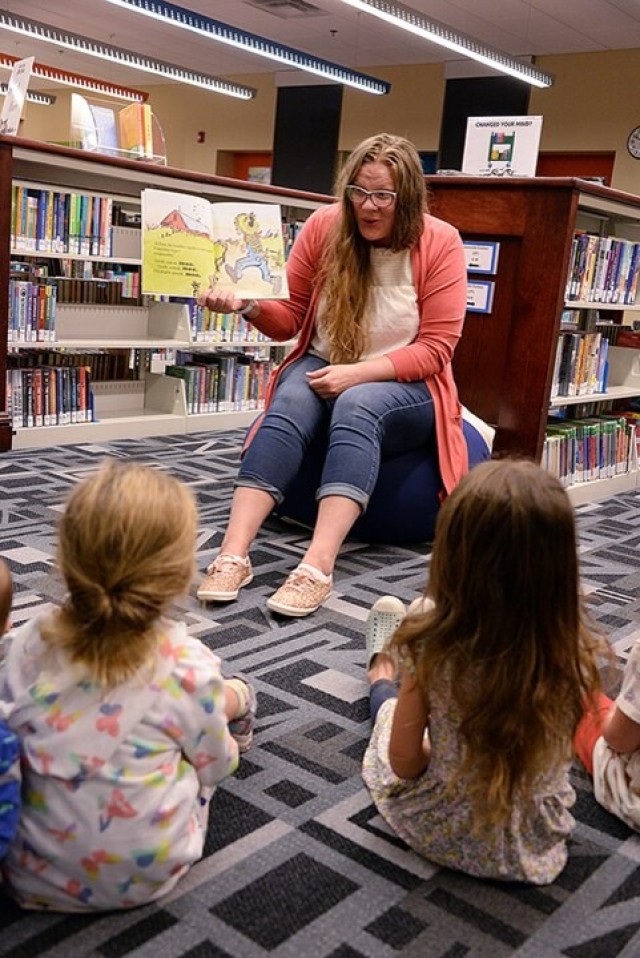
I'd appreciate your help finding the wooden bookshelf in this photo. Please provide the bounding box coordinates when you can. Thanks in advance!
[425,175,640,500]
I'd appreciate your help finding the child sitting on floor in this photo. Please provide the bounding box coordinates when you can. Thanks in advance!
[0,460,256,911]
[574,644,640,831]
[0,559,20,862]
[361,458,606,885]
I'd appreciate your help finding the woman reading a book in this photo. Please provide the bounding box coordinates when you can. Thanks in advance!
[196,133,468,617]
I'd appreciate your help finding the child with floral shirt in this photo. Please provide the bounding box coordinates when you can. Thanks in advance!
[0,460,255,911]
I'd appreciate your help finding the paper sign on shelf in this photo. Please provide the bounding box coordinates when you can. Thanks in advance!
[462,116,543,177]
[463,241,500,274]
[0,57,34,136]
[467,280,495,314]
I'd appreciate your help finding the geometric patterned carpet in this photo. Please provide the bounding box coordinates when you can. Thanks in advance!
[1,429,639,958]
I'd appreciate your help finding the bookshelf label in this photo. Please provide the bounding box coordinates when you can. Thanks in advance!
[463,241,500,274]
[467,280,495,314]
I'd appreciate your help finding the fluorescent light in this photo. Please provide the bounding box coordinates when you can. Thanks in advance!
[0,52,148,102]
[0,83,55,106]
[103,0,390,95]
[0,12,257,99]
[338,0,554,89]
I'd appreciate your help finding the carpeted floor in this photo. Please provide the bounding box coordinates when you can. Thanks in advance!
[1,429,639,958]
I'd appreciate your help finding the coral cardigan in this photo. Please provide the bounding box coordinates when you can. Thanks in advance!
[246,203,469,495]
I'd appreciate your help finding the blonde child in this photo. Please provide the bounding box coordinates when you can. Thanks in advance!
[574,652,640,830]
[0,460,255,911]
[0,559,20,860]
[362,459,605,885]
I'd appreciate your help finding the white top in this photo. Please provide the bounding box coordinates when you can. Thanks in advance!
[592,637,640,830]
[310,248,419,361]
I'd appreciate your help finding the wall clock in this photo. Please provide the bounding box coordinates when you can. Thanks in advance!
[627,126,640,159]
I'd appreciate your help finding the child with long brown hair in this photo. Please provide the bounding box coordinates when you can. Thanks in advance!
[0,460,256,911]
[362,459,605,884]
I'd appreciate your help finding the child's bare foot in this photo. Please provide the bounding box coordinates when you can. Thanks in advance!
[367,651,397,684]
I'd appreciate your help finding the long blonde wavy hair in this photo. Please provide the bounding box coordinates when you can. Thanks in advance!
[318,132,428,364]
[391,458,606,829]
[41,459,197,689]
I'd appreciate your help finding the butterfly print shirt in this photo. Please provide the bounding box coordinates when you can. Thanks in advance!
[0,615,238,911]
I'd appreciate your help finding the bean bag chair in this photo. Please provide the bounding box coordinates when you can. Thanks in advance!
[275,409,494,544]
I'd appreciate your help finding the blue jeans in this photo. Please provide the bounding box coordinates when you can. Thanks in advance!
[237,354,435,511]
[370,679,398,724]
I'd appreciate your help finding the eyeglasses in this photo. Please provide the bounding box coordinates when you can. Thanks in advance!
[345,185,397,209]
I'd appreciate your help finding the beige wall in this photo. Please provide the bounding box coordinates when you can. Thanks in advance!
[530,50,640,193]
[19,49,640,194]
[339,63,445,154]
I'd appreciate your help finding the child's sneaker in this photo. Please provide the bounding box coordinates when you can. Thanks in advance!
[226,675,257,753]
[197,554,253,602]
[365,596,406,669]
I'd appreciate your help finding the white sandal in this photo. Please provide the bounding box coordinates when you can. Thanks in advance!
[365,596,406,669]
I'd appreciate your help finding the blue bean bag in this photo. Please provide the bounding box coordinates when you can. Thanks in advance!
[275,418,492,544]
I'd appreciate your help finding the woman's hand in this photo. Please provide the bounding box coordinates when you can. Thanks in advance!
[306,364,364,398]
[197,285,247,315]
[306,356,397,398]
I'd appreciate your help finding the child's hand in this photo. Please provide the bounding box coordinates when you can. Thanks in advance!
[602,704,640,754]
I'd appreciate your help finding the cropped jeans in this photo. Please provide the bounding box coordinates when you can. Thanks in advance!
[237,353,435,512]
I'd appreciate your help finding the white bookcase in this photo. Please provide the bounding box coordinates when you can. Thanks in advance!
[1,135,330,450]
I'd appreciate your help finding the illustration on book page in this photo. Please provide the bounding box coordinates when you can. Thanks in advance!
[141,188,288,300]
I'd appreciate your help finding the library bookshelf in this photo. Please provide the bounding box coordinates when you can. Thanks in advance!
[0,134,332,450]
[425,174,640,504]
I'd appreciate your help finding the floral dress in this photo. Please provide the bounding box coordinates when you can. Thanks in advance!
[362,663,576,885]
[0,615,238,911]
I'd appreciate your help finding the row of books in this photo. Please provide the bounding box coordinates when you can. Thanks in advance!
[6,365,94,429]
[544,414,638,486]
[550,331,609,399]
[565,232,640,305]
[8,349,134,383]
[8,280,57,343]
[54,272,142,306]
[166,352,277,414]
[11,185,114,258]
[187,303,271,344]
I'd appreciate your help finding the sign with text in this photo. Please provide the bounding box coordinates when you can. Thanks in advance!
[467,280,495,314]
[462,116,543,177]
[0,57,34,135]
[463,241,500,274]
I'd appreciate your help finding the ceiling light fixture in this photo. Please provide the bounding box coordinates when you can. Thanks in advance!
[0,12,257,99]
[0,83,55,106]
[103,0,390,95]
[337,0,554,89]
[0,52,147,102]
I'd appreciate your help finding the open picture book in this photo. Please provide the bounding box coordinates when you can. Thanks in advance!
[141,188,289,300]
